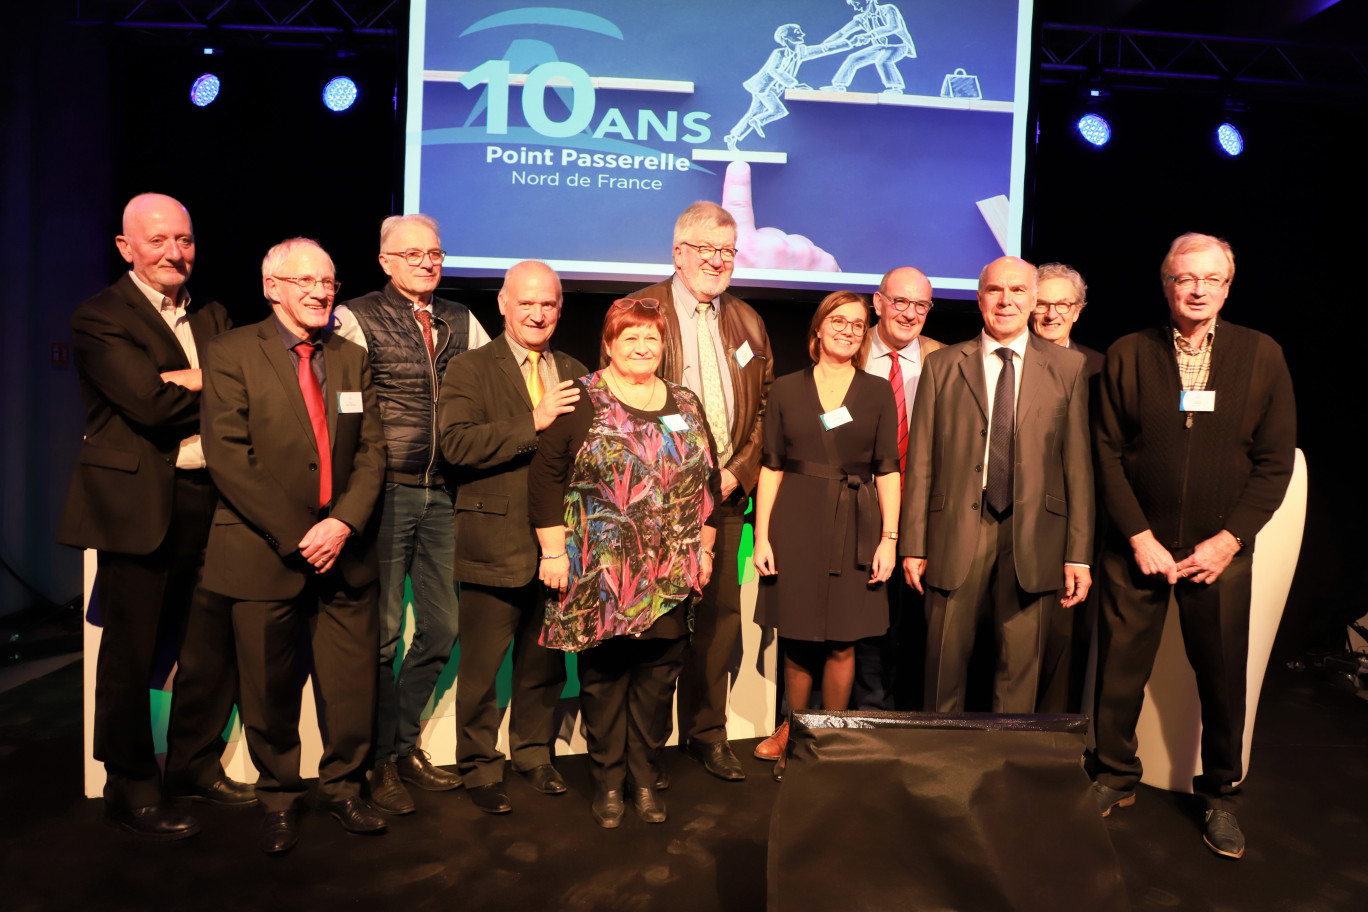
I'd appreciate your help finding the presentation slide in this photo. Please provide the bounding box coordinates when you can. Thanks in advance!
[404,1,1033,295]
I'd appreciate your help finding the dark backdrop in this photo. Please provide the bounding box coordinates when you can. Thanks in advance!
[4,6,1362,663]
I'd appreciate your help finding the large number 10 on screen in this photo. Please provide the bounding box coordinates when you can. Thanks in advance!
[459,59,596,138]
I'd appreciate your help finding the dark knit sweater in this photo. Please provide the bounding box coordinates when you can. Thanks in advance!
[1092,320,1295,555]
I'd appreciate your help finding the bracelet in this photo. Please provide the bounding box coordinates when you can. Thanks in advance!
[540,553,565,560]
[701,549,715,558]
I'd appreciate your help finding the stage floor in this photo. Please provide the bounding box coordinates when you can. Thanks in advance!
[1,660,1364,912]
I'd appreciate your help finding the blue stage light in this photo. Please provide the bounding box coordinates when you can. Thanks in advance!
[1076,114,1111,147]
[190,73,221,107]
[322,77,358,112]
[1217,122,1244,156]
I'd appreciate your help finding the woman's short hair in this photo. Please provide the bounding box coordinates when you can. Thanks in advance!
[807,290,872,368]
[602,297,668,350]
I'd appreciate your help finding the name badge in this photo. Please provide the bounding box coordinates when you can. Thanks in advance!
[338,391,364,413]
[660,414,689,432]
[820,406,853,430]
[1179,390,1215,412]
[734,340,754,368]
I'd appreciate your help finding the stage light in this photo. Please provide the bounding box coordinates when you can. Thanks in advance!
[189,73,221,107]
[322,77,358,112]
[1217,122,1244,156]
[1076,114,1111,147]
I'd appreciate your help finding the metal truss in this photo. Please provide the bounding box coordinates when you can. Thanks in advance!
[1040,23,1368,98]
[68,0,403,49]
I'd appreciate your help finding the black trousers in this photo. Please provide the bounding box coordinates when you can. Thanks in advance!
[230,577,378,812]
[93,471,236,808]
[579,634,687,791]
[852,571,928,711]
[455,581,567,787]
[675,503,747,742]
[923,505,1053,714]
[1088,546,1251,810]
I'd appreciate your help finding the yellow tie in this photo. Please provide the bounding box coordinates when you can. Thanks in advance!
[526,350,545,407]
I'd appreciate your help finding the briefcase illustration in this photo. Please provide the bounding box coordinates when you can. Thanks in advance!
[940,67,982,99]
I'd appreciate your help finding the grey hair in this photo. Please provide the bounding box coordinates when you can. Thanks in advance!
[379,213,441,252]
[1036,262,1088,308]
[672,201,736,247]
[1160,233,1234,288]
[261,237,332,281]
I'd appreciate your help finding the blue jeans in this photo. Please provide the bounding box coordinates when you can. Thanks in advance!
[375,483,459,760]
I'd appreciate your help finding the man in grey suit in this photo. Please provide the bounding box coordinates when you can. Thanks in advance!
[437,261,586,815]
[900,256,1094,713]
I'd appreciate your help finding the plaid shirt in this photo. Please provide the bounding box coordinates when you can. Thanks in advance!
[1172,323,1215,392]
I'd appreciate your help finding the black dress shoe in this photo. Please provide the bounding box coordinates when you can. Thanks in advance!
[591,788,625,829]
[368,759,416,815]
[684,739,746,781]
[654,766,669,791]
[518,764,568,795]
[772,751,786,783]
[261,810,298,855]
[104,802,201,840]
[467,783,513,815]
[170,776,259,807]
[631,786,666,824]
[396,748,462,791]
[327,796,387,834]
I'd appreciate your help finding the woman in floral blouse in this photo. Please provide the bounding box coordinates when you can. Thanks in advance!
[530,297,720,829]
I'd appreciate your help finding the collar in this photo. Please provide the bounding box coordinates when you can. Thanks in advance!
[1171,321,1217,354]
[870,325,920,364]
[504,333,551,366]
[384,281,434,314]
[671,273,722,314]
[128,271,190,313]
[274,314,325,350]
[979,329,1029,360]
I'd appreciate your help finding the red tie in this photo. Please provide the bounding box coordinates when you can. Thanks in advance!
[414,309,436,361]
[295,342,332,507]
[888,353,908,477]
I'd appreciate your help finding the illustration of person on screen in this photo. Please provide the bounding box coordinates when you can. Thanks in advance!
[818,0,916,95]
[724,24,827,152]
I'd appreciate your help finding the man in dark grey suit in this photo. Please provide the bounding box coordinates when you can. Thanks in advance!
[437,261,586,815]
[58,193,251,839]
[900,256,1094,713]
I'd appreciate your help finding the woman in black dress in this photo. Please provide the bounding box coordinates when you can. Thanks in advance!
[753,291,901,754]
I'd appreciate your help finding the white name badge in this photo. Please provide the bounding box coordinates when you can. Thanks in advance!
[734,340,754,368]
[660,414,689,432]
[338,391,364,413]
[1179,390,1216,412]
[820,406,853,430]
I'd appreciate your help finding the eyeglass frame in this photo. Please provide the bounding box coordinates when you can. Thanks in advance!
[383,248,447,266]
[611,297,661,310]
[877,294,934,316]
[271,275,341,295]
[825,314,868,335]
[1032,301,1081,315]
[678,241,739,262]
[1165,274,1228,290]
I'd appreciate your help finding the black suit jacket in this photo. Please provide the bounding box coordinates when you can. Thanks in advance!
[200,317,386,600]
[901,333,1094,593]
[438,334,587,588]
[58,274,231,554]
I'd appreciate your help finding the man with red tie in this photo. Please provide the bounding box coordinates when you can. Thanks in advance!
[200,238,387,855]
[852,267,942,712]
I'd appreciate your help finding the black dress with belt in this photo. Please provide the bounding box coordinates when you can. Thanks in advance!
[755,367,900,642]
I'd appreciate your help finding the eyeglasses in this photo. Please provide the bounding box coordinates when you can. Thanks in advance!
[384,249,446,266]
[273,275,341,295]
[1033,301,1079,315]
[826,315,867,335]
[1166,274,1227,290]
[679,241,738,261]
[612,297,661,310]
[880,295,934,315]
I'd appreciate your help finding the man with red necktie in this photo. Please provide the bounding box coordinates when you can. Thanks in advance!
[200,237,387,855]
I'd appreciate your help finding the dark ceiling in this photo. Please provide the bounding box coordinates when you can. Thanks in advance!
[1042,0,1366,42]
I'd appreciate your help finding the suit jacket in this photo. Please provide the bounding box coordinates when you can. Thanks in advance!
[58,274,232,554]
[1071,340,1105,378]
[438,334,588,588]
[200,317,386,600]
[900,333,1094,593]
[631,278,774,496]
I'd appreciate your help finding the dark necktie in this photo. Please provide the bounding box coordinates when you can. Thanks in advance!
[985,347,1015,515]
[414,309,436,361]
[295,341,332,507]
[888,353,907,477]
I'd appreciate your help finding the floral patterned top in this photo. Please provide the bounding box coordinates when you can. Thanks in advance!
[529,370,718,652]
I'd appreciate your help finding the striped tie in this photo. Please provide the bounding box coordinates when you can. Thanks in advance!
[888,353,908,478]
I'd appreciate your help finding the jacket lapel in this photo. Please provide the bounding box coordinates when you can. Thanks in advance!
[258,319,318,452]
[493,334,534,410]
[117,275,190,367]
[321,332,343,442]
[1017,336,1047,420]
[957,338,989,419]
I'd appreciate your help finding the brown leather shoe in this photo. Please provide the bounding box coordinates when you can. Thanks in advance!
[754,720,789,761]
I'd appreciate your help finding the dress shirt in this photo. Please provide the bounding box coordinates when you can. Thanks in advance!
[273,317,327,398]
[864,329,924,427]
[979,329,1028,489]
[1172,323,1216,392]
[504,333,561,390]
[668,274,736,425]
[128,271,205,469]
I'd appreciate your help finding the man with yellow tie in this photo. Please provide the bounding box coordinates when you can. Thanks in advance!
[436,260,587,814]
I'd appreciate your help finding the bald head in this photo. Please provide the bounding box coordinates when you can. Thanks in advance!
[977,256,1036,344]
[498,260,563,352]
[873,266,934,351]
[116,193,195,297]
